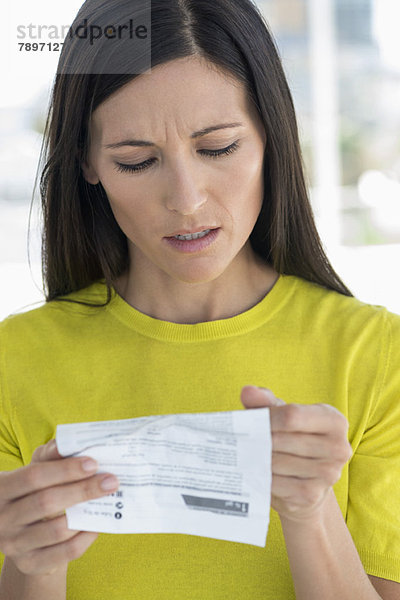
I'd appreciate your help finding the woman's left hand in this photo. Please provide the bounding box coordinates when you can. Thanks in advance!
[240,386,353,523]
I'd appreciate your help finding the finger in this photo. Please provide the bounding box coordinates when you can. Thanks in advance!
[272,431,332,459]
[272,452,346,486]
[271,474,324,507]
[31,439,63,463]
[269,403,349,434]
[10,472,119,526]
[42,510,66,522]
[0,456,100,502]
[9,515,79,556]
[272,452,328,479]
[272,431,353,462]
[241,386,285,408]
[14,531,98,576]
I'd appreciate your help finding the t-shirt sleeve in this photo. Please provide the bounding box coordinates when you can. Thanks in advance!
[0,322,24,472]
[0,407,24,472]
[0,409,22,573]
[0,321,24,573]
[346,309,400,583]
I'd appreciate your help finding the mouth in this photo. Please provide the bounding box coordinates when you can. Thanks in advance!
[173,229,211,241]
[165,227,219,240]
[163,227,220,253]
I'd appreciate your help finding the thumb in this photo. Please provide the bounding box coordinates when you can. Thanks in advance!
[240,385,285,409]
[31,439,63,464]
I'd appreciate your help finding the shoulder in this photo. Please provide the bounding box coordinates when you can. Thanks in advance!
[0,279,111,342]
[282,276,400,364]
[288,273,398,323]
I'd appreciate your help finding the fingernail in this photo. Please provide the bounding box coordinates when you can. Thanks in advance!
[81,458,98,472]
[260,388,281,403]
[242,385,258,393]
[101,475,119,491]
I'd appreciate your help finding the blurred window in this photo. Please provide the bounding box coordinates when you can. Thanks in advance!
[1,0,399,317]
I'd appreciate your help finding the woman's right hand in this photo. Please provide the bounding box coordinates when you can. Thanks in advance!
[0,439,119,576]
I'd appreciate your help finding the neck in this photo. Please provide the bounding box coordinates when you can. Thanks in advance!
[113,246,279,324]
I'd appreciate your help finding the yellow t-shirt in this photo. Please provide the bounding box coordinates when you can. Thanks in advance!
[1,273,400,599]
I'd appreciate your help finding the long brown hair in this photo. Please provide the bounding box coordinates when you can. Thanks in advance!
[35,0,352,306]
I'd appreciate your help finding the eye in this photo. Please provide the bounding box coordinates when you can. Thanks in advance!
[114,140,240,174]
[200,140,240,159]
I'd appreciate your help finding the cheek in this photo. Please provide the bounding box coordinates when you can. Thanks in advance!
[102,184,158,243]
[99,186,140,238]
[227,142,264,185]
[100,174,138,214]
[228,153,264,211]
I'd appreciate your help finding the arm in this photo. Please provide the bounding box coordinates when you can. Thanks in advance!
[0,440,119,600]
[280,488,384,600]
[0,559,67,600]
[241,386,400,600]
[368,576,400,600]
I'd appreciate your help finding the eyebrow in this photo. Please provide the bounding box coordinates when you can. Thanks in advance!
[103,122,244,149]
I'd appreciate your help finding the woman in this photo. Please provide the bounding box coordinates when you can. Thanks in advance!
[0,0,399,598]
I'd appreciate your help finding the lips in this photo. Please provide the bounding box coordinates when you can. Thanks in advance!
[174,230,210,241]
[163,227,220,253]
[165,226,219,238]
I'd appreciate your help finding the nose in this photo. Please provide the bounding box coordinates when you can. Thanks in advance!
[164,159,208,215]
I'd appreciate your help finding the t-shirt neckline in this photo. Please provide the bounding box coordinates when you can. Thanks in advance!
[103,274,298,342]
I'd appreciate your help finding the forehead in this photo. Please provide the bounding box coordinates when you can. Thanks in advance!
[90,56,257,139]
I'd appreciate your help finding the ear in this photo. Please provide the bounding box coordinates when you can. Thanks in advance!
[81,160,100,185]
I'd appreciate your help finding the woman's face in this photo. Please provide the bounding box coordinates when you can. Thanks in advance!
[83,56,267,286]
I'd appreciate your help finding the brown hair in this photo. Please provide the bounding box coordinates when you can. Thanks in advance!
[35,0,352,306]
